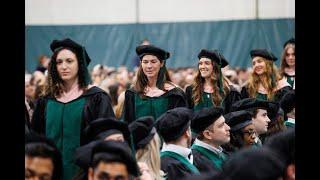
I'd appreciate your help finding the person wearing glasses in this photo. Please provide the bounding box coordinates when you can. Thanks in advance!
[223,110,258,153]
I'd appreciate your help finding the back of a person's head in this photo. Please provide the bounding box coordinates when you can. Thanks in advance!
[219,147,285,180]
[264,128,295,166]
[136,133,162,180]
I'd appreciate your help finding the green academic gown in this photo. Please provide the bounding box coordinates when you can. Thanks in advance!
[123,87,187,123]
[31,87,115,180]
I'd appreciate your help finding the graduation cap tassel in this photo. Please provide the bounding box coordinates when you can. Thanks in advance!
[129,134,137,161]
[81,47,91,85]
[218,64,224,95]
[156,61,167,89]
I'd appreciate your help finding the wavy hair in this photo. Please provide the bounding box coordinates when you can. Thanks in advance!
[42,47,89,97]
[191,61,230,106]
[135,133,162,180]
[133,59,172,98]
[247,58,281,101]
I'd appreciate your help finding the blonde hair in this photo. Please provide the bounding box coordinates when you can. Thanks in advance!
[247,58,281,100]
[280,44,295,77]
[136,133,162,180]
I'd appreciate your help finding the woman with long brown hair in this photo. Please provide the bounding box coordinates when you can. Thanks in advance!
[122,44,187,123]
[280,38,295,88]
[185,49,241,114]
[241,49,292,102]
[31,38,115,180]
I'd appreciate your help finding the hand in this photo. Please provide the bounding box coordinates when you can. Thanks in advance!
[138,162,153,180]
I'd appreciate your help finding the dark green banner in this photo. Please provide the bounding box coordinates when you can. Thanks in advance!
[26,19,294,72]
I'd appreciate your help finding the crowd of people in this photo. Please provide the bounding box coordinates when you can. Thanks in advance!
[25,37,295,180]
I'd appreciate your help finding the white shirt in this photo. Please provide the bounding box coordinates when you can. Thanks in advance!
[161,143,193,164]
[193,139,223,155]
[287,118,295,124]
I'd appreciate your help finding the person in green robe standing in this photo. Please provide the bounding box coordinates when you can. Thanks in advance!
[190,107,231,173]
[280,38,295,88]
[123,44,187,123]
[185,49,241,114]
[31,38,115,180]
[240,49,292,102]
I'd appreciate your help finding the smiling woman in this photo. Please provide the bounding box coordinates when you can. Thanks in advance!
[240,49,292,102]
[31,38,115,180]
[185,49,241,114]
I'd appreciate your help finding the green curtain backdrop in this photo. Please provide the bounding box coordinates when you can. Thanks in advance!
[26,18,294,72]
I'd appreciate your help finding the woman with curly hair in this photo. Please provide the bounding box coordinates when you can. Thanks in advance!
[241,49,292,102]
[185,49,241,114]
[31,38,115,180]
[122,44,187,123]
[280,38,295,88]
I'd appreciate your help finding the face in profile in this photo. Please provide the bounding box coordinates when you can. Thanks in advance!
[141,54,163,79]
[205,116,231,145]
[88,161,129,180]
[25,156,54,180]
[252,109,271,135]
[252,57,266,75]
[56,49,79,82]
[198,58,214,79]
[242,124,257,147]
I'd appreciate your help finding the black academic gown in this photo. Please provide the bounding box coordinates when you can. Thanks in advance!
[185,85,241,114]
[161,156,196,180]
[123,87,188,123]
[192,149,221,174]
[31,86,115,145]
[240,85,292,102]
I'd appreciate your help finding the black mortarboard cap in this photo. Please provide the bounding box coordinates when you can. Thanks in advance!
[198,49,229,68]
[136,45,170,60]
[220,147,285,180]
[74,140,101,169]
[91,141,139,176]
[191,107,224,134]
[279,90,295,114]
[50,38,91,66]
[84,118,130,143]
[283,38,295,48]
[230,98,279,121]
[26,132,58,149]
[155,107,193,142]
[129,116,156,151]
[250,49,278,61]
[224,110,252,131]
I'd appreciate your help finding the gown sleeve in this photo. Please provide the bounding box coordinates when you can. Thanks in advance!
[31,97,47,135]
[185,86,194,109]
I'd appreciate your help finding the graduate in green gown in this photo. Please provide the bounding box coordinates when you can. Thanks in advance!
[280,90,295,129]
[123,45,187,123]
[280,38,295,88]
[155,107,200,179]
[241,49,292,102]
[190,107,230,173]
[31,38,115,180]
[185,49,241,114]
[223,110,258,153]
